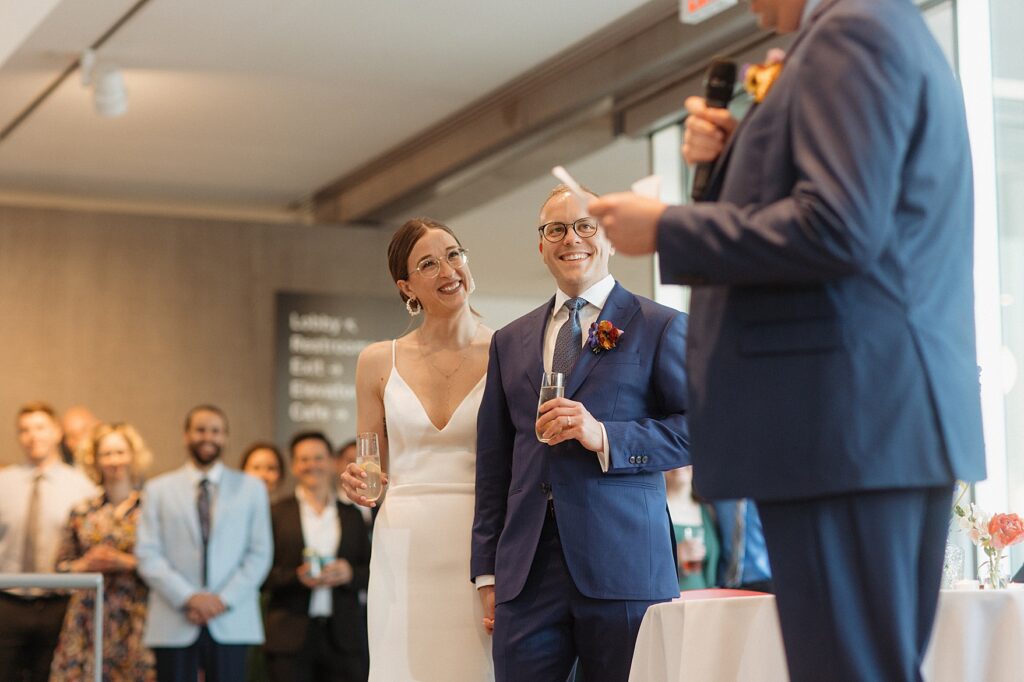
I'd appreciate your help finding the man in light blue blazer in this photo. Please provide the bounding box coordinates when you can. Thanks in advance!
[472,186,689,682]
[590,1,985,680]
[136,405,273,682]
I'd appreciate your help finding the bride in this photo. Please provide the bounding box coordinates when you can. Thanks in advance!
[342,217,494,681]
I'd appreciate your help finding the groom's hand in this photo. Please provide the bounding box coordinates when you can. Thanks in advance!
[537,398,603,452]
[478,585,495,635]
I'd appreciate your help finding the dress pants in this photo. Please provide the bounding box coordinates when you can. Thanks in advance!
[0,592,68,682]
[492,503,663,682]
[758,486,950,682]
[152,626,247,682]
[266,616,368,682]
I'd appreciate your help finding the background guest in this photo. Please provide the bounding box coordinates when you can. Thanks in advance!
[0,401,96,682]
[709,499,773,594]
[242,442,286,498]
[264,431,370,682]
[51,422,157,681]
[60,405,100,466]
[665,468,719,591]
[136,404,272,682]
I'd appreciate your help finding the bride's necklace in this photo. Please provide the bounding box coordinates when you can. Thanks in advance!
[416,325,478,408]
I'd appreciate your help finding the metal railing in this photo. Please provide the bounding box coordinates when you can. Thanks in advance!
[0,573,103,682]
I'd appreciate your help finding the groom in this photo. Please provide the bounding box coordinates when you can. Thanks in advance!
[472,185,690,681]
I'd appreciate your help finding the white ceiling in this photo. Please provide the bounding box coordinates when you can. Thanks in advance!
[0,0,655,217]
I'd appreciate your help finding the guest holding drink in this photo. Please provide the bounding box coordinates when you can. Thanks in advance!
[264,431,370,682]
[340,217,494,680]
[242,442,286,498]
[51,422,157,682]
[665,467,719,591]
[471,185,690,681]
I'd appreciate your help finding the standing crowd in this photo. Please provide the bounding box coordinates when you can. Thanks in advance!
[0,401,372,682]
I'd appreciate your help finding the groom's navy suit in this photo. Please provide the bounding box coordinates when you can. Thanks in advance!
[472,281,688,681]
[655,0,985,679]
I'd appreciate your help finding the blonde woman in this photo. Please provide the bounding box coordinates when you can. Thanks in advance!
[51,422,156,682]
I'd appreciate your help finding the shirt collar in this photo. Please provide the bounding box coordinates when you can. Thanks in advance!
[187,460,224,486]
[551,274,616,319]
[801,0,825,27]
[295,486,338,512]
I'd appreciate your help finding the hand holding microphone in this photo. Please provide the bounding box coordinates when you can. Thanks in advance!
[689,59,738,202]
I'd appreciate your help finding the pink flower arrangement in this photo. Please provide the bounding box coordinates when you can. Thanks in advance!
[954,494,1024,588]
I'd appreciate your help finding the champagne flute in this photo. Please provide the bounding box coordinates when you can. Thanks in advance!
[536,372,565,443]
[356,432,384,502]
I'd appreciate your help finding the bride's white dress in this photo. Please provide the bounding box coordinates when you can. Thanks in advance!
[367,341,494,681]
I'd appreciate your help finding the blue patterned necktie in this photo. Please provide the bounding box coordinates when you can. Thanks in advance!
[552,297,587,375]
[198,478,211,586]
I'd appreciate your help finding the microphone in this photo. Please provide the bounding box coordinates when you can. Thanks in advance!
[690,58,737,202]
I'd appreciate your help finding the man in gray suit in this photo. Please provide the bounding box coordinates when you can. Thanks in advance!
[590,1,985,680]
[136,405,273,682]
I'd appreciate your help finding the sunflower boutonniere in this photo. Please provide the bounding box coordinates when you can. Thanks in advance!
[743,48,786,104]
[587,320,624,354]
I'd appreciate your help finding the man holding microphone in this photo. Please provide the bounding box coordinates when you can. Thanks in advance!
[588,1,985,680]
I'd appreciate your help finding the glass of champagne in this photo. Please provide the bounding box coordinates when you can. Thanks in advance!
[536,372,565,443]
[678,525,707,575]
[356,432,384,502]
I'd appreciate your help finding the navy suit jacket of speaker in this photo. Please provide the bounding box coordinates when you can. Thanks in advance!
[472,282,690,604]
[656,0,985,502]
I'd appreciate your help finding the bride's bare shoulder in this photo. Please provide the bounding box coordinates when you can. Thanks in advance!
[357,340,393,373]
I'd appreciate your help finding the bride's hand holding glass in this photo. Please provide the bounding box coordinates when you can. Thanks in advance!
[340,462,389,508]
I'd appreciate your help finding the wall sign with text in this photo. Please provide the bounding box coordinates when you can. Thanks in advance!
[274,291,407,449]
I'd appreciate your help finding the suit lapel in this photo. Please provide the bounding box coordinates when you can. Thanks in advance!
[565,283,640,398]
[521,298,555,395]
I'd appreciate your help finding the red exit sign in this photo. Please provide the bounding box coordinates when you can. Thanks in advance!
[681,0,737,24]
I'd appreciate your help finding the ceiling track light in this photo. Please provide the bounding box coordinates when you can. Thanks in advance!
[80,48,128,118]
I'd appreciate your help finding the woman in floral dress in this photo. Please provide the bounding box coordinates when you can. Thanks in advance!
[50,422,156,682]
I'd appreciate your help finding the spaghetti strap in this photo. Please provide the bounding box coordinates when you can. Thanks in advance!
[391,339,397,369]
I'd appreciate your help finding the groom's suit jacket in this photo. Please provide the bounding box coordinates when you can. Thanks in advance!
[472,282,689,604]
[136,464,273,647]
[655,0,986,501]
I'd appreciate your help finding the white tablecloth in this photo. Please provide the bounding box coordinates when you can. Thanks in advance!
[629,588,1024,682]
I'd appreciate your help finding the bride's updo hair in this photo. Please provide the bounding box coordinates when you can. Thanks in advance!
[387,217,464,304]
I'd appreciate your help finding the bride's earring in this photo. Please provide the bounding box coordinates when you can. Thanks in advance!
[406,297,422,316]
[467,275,476,295]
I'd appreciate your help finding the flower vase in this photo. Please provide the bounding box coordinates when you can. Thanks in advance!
[983,551,1009,590]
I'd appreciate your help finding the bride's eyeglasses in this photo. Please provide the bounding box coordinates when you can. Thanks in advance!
[414,248,469,279]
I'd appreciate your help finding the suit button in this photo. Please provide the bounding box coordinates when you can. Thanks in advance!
[642,455,649,464]
[628,456,636,464]
[540,483,551,494]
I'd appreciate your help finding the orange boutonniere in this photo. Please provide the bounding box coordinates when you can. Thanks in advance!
[587,320,624,354]
[743,48,786,103]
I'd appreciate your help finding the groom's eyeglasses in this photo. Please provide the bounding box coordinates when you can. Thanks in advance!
[413,248,469,279]
[537,217,599,243]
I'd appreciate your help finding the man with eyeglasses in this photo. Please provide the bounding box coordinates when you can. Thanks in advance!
[472,184,690,682]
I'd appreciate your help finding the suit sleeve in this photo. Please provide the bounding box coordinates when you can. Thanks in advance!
[263,502,301,594]
[471,334,515,581]
[657,14,917,285]
[603,311,690,473]
[135,482,200,609]
[217,480,274,609]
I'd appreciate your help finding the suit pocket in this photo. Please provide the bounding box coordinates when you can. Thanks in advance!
[598,479,658,490]
[739,318,841,356]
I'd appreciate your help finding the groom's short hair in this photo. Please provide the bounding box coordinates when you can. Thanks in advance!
[542,183,599,211]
